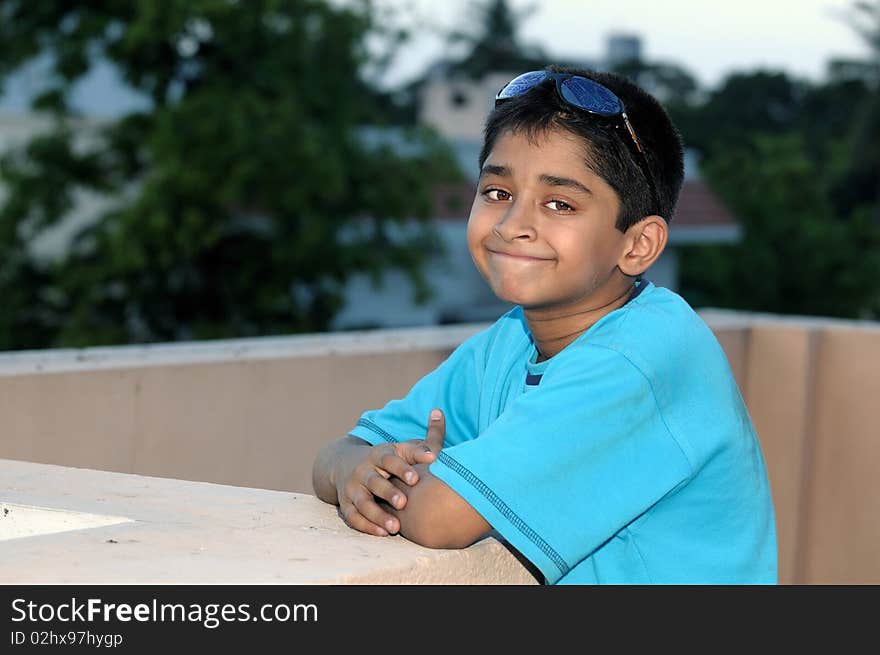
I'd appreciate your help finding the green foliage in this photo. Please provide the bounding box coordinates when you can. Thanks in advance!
[678,71,809,154]
[829,83,880,218]
[2,0,878,350]
[0,0,462,350]
[678,134,880,318]
[843,0,880,72]
[677,1,880,319]
[444,0,547,78]
[610,59,700,110]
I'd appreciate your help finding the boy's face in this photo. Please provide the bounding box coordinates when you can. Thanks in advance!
[467,127,630,312]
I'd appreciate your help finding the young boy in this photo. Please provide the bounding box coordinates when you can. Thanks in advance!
[311,66,778,584]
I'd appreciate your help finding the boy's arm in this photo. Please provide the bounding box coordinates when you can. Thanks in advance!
[313,410,491,548]
[311,423,442,537]
[385,464,492,549]
[383,411,492,549]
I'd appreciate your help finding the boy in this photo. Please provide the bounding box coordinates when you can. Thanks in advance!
[312,66,778,584]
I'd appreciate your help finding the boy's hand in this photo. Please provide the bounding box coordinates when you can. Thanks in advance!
[337,409,446,537]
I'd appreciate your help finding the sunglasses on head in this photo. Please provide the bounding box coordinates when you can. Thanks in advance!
[495,70,660,216]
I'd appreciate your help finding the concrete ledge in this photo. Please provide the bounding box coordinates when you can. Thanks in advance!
[0,459,540,585]
[697,308,880,331]
[0,323,490,377]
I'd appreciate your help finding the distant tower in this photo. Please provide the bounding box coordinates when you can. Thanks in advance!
[605,33,642,67]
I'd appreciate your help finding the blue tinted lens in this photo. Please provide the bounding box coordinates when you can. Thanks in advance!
[558,77,622,116]
[496,70,550,99]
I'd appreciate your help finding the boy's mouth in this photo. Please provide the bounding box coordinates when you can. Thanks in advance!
[486,248,554,262]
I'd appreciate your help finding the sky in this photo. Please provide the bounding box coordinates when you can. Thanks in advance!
[367,0,872,89]
[0,0,871,117]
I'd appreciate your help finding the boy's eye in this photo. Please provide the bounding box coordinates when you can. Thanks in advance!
[484,188,511,201]
[546,199,574,212]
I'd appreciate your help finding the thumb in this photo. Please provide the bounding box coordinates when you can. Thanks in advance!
[425,408,446,454]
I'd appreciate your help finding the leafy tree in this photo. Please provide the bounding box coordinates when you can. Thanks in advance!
[679,70,808,154]
[0,0,461,349]
[678,1,880,319]
[678,134,880,318]
[831,0,880,218]
[840,0,880,79]
[610,58,700,110]
[444,0,547,79]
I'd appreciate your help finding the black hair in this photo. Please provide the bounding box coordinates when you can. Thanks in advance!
[478,65,685,230]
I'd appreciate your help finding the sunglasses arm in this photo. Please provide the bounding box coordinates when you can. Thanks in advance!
[621,112,644,153]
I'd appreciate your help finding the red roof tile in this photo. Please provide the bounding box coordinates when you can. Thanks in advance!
[672,179,738,227]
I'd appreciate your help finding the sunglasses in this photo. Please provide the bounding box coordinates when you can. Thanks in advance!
[495,70,660,215]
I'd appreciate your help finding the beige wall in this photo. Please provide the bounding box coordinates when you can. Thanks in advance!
[704,313,880,585]
[801,328,880,584]
[0,328,473,496]
[743,325,815,585]
[1,314,878,584]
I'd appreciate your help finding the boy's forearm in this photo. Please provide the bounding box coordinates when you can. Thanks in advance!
[386,464,491,549]
[311,435,372,505]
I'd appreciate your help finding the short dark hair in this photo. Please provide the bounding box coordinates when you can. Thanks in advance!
[479,65,685,230]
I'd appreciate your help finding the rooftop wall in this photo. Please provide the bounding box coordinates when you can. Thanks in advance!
[1,312,878,584]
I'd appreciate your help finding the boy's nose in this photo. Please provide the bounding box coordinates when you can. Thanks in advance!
[493,202,537,242]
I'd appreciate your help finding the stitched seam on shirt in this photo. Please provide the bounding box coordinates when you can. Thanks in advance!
[356,417,569,577]
[356,418,401,444]
[434,450,568,576]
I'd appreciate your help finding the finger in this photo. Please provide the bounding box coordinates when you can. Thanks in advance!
[375,449,419,485]
[350,487,400,535]
[394,440,436,469]
[338,502,389,537]
[363,468,408,510]
[425,408,446,454]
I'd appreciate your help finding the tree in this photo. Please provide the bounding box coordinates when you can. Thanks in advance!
[839,0,880,82]
[674,43,880,320]
[444,0,547,79]
[678,70,808,154]
[678,134,880,319]
[0,0,461,349]
[831,0,880,219]
[609,59,700,109]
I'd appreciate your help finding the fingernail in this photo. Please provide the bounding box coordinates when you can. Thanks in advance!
[392,494,402,507]
[430,409,441,422]
[404,472,415,484]
[385,519,395,532]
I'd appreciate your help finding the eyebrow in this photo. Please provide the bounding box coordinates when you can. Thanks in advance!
[539,174,593,196]
[479,164,592,196]
[479,164,510,179]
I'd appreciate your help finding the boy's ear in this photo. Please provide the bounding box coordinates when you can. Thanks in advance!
[618,215,668,277]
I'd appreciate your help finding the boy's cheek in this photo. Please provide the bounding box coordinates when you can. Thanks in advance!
[465,239,488,274]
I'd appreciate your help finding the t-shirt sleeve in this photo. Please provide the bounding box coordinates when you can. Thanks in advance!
[348,328,489,449]
[428,344,694,585]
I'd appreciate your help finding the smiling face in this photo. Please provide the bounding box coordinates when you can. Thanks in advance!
[467,127,631,314]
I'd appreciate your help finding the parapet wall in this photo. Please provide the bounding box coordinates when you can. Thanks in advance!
[1,313,878,584]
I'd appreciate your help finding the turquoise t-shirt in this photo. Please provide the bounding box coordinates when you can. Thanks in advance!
[350,282,778,584]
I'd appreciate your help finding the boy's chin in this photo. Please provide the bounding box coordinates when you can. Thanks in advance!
[493,291,541,308]
[489,287,526,306]
[486,280,552,308]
